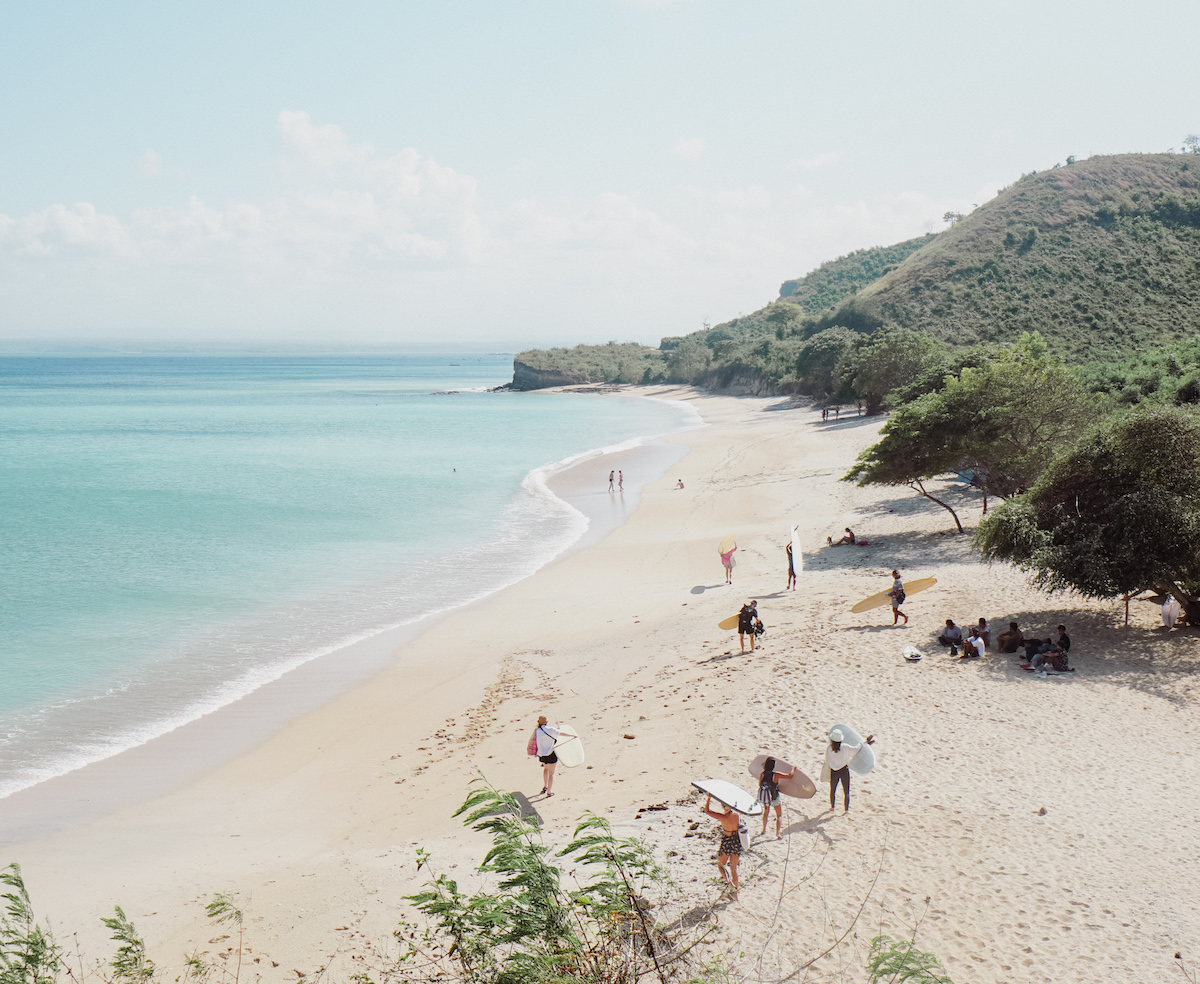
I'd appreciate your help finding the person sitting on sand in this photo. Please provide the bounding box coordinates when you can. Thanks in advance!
[676,478,685,489]
[757,756,796,839]
[738,600,758,653]
[997,621,1024,653]
[1056,624,1071,653]
[702,794,742,900]
[534,715,561,797]
[961,626,985,659]
[938,619,964,655]
[827,527,856,546]
[1029,644,1070,673]
[975,617,990,647]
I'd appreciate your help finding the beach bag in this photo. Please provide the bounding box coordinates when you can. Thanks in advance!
[527,731,539,757]
[894,590,906,605]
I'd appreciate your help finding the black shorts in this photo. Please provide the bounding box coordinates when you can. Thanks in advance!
[718,832,742,857]
[539,752,558,765]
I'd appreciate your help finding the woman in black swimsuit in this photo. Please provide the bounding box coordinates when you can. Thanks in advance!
[703,794,742,901]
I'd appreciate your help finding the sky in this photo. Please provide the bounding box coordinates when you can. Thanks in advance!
[1,0,1198,351]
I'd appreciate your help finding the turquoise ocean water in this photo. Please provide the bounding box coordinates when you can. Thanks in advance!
[0,354,693,799]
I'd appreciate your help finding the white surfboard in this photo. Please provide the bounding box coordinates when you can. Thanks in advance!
[790,525,802,575]
[829,724,875,775]
[691,778,764,816]
[1164,598,1182,628]
[903,645,925,662]
[554,725,585,768]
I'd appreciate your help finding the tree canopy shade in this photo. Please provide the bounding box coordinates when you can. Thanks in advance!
[843,334,1094,530]
[844,325,946,414]
[974,404,1200,622]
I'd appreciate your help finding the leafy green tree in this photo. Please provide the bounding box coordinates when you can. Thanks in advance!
[844,334,1093,529]
[794,326,856,399]
[843,326,947,415]
[974,404,1200,622]
[665,338,712,383]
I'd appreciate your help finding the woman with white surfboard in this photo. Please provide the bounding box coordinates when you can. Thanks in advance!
[701,794,743,901]
[825,728,874,813]
[534,715,561,798]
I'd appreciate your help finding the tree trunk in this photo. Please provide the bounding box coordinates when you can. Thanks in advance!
[1163,580,1200,626]
[909,479,965,533]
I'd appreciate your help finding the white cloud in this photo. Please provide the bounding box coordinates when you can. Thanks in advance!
[141,149,162,178]
[788,151,841,170]
[0,113,963,346]
[672,137,707,162]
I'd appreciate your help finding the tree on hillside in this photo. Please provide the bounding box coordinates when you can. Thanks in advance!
[844,325,947,415]
[795,326,856,399]
[665,338,711,383]
[843,333,1093,531]
[1184,134,1200,154]
[974,405,1200,623]
[943,211,965,226]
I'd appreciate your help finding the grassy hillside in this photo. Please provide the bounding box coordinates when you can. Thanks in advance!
[778,234,934,313]
[830,154,1200,358]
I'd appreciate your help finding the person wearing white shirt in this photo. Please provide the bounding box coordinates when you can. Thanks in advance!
[534,715,561,797]
[962,627,985,659]
[826,728,875,812]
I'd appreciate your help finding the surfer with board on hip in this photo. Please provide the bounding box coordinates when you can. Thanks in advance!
[738,600,759,653]
[702,794,742,900]
[757,757,797,838]
[889,570,908,625]
[825,729,874,813]
[534,715,561,797]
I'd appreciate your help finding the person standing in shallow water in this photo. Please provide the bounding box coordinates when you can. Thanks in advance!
[825,729,874,812]
[534,715,561,797]
[608,470,614,492]
[618,470,623,491]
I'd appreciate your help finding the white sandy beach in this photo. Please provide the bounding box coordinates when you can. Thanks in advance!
[5,388,1200,984]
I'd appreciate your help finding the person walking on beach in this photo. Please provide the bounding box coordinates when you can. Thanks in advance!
[889,570,908,625]
[738,600,758,653]
[825,729,874,813]
[618,470,623,491]
[785,541,796,590]
[702,794,742,900]
[720,544,736,583]
[534,715,561,797]
[757,756,796,838]
[608,470,615,492]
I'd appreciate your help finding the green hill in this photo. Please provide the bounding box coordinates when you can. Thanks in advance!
[777,234,934,314]
[509,153,1200,393]
[821,154,1200,358]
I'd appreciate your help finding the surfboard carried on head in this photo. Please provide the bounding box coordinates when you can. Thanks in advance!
[828,724,875,774]
[850,577,937,614]
[691,778,763,816]
[718,534,736,555]
[748,755,816,799]
[553,725,585,768]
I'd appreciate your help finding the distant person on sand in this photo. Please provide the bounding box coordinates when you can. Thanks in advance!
[785,541,796,590]
[618,470,623,491]
[757,756,797,838]
[608,470,615,492]
[889,570,908,625]
[826,729,874,812]
[975,617,990,647]
[827,527,855,546]
[534,715,561,797]
[702,794,742,900]
[720,544,736,583]
[961,626,984,659]
[997,621,1024,653]
[676,478,685,489]
[938,618,963,656]
[738,600,759,653]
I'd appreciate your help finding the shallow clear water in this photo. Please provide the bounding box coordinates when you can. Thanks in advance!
[0,354,691,797]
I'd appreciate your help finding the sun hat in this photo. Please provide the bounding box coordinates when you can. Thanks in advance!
[829,728,844,742]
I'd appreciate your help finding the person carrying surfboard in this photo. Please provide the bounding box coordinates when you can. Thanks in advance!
[720,544,736,583]
[785,542,796,590]
[889,570,908,625]
[738,601,758,653]
[826,729,874,812]
[702,794,742,900]
[757,756,796,839]
[534,715,561,797]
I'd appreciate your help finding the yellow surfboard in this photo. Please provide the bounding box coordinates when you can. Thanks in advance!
[718,614,739,630]
[850,577,937,614]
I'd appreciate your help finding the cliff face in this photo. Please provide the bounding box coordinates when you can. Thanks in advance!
[509,360,592,391]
